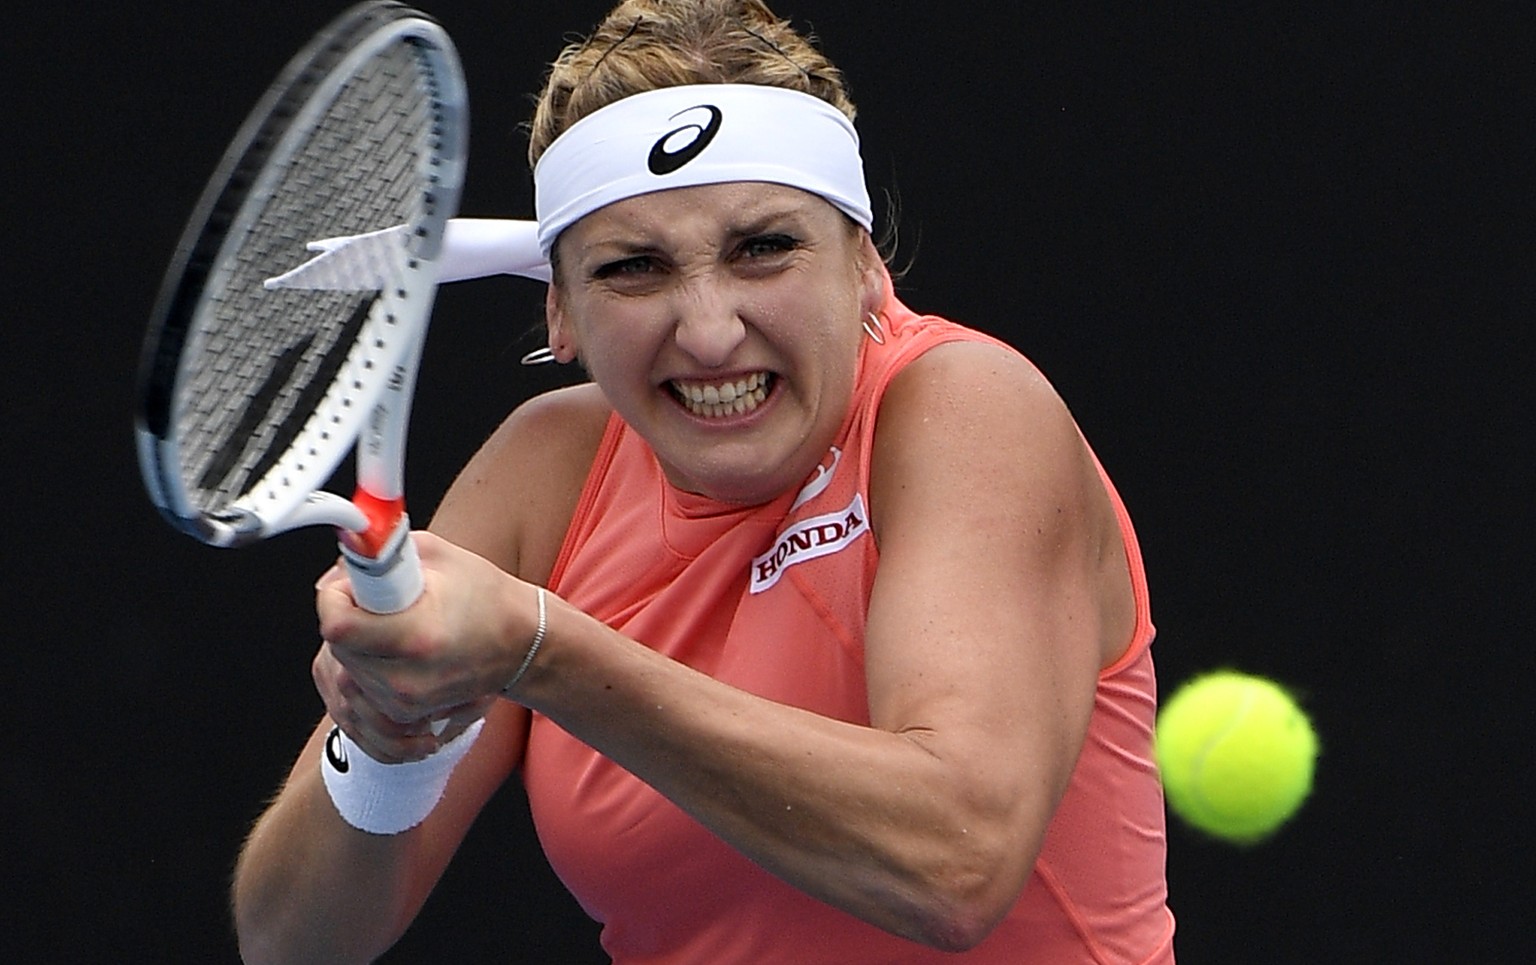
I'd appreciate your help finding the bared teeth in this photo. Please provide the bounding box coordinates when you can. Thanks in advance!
[672,373,771,418]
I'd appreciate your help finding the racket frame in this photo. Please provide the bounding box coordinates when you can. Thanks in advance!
[135,3,468,611]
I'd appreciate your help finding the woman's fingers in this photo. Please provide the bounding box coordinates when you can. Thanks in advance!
[314,643,449,763]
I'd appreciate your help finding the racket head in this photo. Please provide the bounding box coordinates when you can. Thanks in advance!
[135,2,467,547]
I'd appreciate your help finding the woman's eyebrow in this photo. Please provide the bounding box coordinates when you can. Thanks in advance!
[722,209,807,240]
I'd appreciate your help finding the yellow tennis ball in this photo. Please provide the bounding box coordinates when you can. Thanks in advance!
[1154,670,1318,844]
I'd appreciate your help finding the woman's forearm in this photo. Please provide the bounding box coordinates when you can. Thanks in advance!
[232,727,430,964]
[232,716,517,964]
[512,600,1070,951]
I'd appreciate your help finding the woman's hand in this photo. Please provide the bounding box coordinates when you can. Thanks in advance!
[312,530,537,762]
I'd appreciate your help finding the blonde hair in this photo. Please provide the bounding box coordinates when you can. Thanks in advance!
[527,0,856,168]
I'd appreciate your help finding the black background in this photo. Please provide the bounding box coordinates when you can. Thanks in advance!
[7,1,1529,961]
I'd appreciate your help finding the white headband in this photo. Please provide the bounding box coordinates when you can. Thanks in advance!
[534,84,872,254]
[265,84,871,291]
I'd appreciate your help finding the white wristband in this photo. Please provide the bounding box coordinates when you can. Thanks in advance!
[320,718,485,835]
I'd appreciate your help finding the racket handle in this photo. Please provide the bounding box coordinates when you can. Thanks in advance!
[340,516,424,615]
[338,520,450,753]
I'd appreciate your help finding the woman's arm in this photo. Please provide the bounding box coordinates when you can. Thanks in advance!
[231,385,608,964]
[232,704,524,964]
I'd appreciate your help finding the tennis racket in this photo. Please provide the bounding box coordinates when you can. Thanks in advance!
[135,1,467,615]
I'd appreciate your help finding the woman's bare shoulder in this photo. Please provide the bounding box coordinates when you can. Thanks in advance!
[872,339,1082,500]
[431,383,612,582]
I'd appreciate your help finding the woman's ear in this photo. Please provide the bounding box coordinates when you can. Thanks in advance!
[544,284,579,363]
[855,232,887,316]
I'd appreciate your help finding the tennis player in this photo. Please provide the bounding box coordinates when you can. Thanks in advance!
[232,2,1174,962]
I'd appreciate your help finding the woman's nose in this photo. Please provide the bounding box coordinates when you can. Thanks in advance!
[671,284,747,367]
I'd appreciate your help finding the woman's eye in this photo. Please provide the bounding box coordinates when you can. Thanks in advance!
[592,256,656,280]
[739,234,799,259]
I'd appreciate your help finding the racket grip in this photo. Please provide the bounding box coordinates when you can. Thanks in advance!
[340,517,424,614]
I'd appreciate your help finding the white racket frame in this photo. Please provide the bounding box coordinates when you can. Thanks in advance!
[137,9,468,614]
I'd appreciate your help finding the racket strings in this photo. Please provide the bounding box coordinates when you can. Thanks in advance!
[176,40,445,514]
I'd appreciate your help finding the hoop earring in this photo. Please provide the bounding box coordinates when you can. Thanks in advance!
[862,312,886,345]
[520,347,558,366]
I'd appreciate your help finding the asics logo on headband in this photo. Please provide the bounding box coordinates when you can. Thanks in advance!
[647,104,723,175]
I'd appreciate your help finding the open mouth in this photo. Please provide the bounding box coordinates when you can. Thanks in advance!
[669,372,774,419]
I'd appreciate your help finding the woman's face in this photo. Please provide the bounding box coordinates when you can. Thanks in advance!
[548,181,884,505]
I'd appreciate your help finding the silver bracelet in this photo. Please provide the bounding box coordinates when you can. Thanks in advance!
[503,586,547,695]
